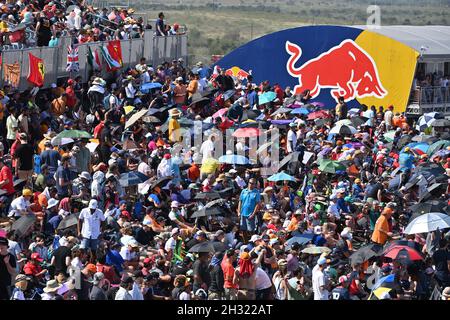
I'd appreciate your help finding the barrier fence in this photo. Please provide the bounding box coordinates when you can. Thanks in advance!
[0,31,188,91]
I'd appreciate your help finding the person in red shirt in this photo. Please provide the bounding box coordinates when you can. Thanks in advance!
[221,249,238,300]
[23,253,47,280]
[65,79,78,110]
[0,157,14,196]
[273,84,284,102]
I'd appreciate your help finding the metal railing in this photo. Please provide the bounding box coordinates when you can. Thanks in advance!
[406,86,450,116]
[0,31,188,90]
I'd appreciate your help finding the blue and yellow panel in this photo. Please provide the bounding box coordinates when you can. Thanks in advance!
[216,26,419,113]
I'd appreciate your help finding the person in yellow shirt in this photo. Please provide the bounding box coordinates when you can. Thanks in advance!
[168,108,181,143]
[37,132,57,154]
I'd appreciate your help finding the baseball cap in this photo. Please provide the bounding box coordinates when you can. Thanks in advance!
[31,252,43,262]
[90,272,105,284]
[171,227,180,236]
[338,275,348,284]
[278,259,288,266]
[250,235,261,242]
[86,263,97,273]
[88,199,98,209]
[0,237,8,246]
[317,257,327,266]
[171,201,180,208]
[15,274,31,282]
[128,240,139,248]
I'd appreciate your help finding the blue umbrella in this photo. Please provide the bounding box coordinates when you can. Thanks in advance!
[402,142,429,155]
[140,82,163,93]
[268,172,296,182]
[259,91,277,105]
[119,171,150,187]
[372,274,395,290]
[290,107,310,115]
[218,154,250,165]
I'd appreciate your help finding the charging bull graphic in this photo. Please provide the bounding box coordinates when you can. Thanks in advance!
[286,39,387,103]
[225,66,252,80]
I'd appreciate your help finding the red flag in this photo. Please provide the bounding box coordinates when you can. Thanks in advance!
[107,40,123,71]
[27,53,45,87]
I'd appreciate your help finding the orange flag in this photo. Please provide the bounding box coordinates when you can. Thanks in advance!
[27,53,45,87]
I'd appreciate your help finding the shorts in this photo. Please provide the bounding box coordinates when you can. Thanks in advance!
[80,238,99,251]
[240,215,256,232]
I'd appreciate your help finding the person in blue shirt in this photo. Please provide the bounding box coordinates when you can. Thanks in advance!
[352,178,365,200]
[238,178,261,241]
[336,191,350,214]
[106,244,125,273]
[331,276,351,300]
[399,147,416,171]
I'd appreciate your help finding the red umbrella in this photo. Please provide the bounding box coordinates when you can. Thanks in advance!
[383,245,423,261]
[232,127,262,138]
[307,110,332,120]
[212,108,228,119]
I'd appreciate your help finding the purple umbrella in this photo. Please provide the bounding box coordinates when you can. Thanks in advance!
[343,142,364,149]
[287,103,304,109]
[270,119,294,125]
[311,102,325,107]
[318,147,332,157]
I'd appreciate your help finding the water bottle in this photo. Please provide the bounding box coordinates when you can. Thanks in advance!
[45,270,50,282]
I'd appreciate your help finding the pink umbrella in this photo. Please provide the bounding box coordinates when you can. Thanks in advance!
[212,108,228,119]
[232,127,262,138]
[311,102,325,107]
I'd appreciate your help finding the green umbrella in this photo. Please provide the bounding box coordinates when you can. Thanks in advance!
[427,140,450,156]
[55,130,92,139]
[318,159,346,174]
[383,130,396,142]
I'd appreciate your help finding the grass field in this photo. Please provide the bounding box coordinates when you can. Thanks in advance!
[130,0,450,65]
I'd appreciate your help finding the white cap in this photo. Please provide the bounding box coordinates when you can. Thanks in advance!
[314,226,322,235]
[250,235,261,242]
[171,201,180,208]
[88,199,98,209]
[229,169,237,174]
[176,77,183,82]
[47,198,59,209]
[171,227,180,236]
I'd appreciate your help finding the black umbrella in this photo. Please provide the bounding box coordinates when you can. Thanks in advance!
[222,90,235,101]
[397,135,412,149]
[409,200,447,215]
[349,243,382,265]
[178,118,195,127]
[188,241,226,253]
[150,176,173,190]
[285,234,314,249]
[191,206,222,218]
[194,192,221,200]
[202,88,218,98]
[427,183,447,196]
[239,121,259,128]
[431,118,450,127]
[12,215,36,238]
[241,109,261,121]
[416,163,446,178]
[218,187,234,198]
[411,135,435,143]
[350,116,368,127]
[57,213,80,230]
[314,118,332,127]
[189,97,210,109]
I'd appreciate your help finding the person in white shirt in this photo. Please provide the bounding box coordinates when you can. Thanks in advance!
[327,198,340,219]
[255,267,273,300]
[8,189,33,218]
[287,122,298,153]
[115,276,134,300]
[384,105,394,130]
[164,228,180,256]
[77,199,105,251]
[312,257,329,300]
[129,271,145,300]
[119,240,139,262]
[200,135,216,163]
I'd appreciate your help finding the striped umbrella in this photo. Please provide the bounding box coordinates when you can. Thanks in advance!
[415,112,442,131]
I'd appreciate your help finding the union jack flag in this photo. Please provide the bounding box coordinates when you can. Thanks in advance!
[66,45,79,73]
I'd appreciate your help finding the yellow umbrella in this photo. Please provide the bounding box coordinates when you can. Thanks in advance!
[124,106,135,115]
[301,246,331,255]
[369,287,392,300]
[200,158,219,175]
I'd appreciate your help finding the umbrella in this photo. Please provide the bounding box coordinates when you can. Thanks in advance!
[285,234,314,248]
[431,118,450,127]
[335,119,352,127]
[122,139,138,150]
[189,97,210,108]
[329,125,357,135]
[290,107,310,115]
[51,137,74,146]
[178,118,195,127]
[11,215,36,238]
[371,274,396,292]
[404,212,450,234]
[242,109,262,121]
[411,135,435,143]
[310,101,325,107]
[55,130,92,139]
[232,127,262,138]
[259,91,277,105]
[383,245,423,262]
[369,287,393,300]
[350,116,368,127]
[119,171,149,187]
[270,119,293,125]
[431,149,450,159]
[427,140,450,156]
[415,112,442,131]
[218,154,250,165]
[222,90,235,101]
[189,241,227,253]
[409,200,447,215]
[397,135,412,149]
[142,115,161,123]
[194,192,221,200]
[123,106,135,115]
[191,206,223,218]
[318,159,346,174]
[307,110,331,120]
[349,244,382,265]
[287,103,304,109]
[416,162,446,178]
[348,108,360,116]
[212,108,228,119]
[140,82,163,93]
[383,130,396,142]
[268,172,296,182]
[402,142,429,155]
[277,152,299,170]
[125,108,149,129]
[270,107,292,117]
[57,213,80,230]
[301,246,331,255]
[150,176,173,190]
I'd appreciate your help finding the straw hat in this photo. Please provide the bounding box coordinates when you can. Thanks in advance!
[169,109,182,117]
[43,280,62,293]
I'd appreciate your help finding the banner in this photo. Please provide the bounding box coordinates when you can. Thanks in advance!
[27,53,45,87]
[87,46,101,71]
[100,40,123,71]
[3,62,21,88]
[66,44,80,72]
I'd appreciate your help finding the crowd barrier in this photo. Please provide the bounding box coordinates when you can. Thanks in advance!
[0,31,188,91]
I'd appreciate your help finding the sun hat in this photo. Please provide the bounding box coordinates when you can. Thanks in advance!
[43,280,62,293]
[263,186,273,193]
[15,274,31,283]
[278,259,288,267]
[78,172,91,181]
[47,198,59,209]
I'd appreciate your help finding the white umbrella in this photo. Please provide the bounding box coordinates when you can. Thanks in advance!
[329,124,357,135]
[335,119,352,127]
[125,108,149,129]
[404,212,450,234]
[51,137,74,146]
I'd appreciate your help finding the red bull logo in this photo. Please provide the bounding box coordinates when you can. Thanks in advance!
[285,39,387,103]
[225,66,252,80]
